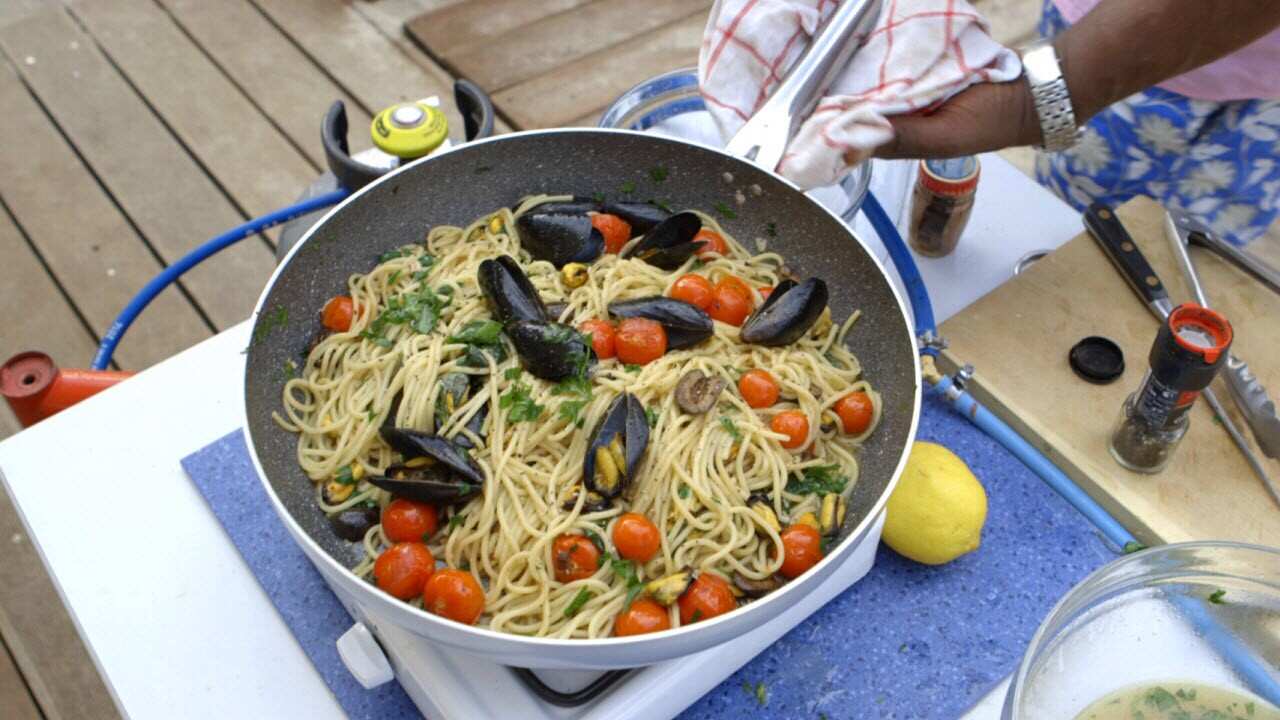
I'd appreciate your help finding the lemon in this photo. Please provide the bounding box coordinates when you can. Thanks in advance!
[882,441,987,565]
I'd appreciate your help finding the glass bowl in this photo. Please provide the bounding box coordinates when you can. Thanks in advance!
[1004,541,1280,719]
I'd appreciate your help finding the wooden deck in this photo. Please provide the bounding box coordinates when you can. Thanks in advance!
[0,0,1269,716]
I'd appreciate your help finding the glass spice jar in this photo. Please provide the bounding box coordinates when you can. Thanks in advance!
[909,157,980,257]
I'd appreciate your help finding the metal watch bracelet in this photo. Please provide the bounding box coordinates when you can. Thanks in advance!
[1020,40,1081,152]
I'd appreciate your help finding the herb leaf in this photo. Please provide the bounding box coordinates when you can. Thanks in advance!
[449,514,465,531]
[500,381,544,423]
[765,222,777,237]
[448,319,504,345]
[378,248,412,263]
[564,588,594,618]
[719,416,743,441]
[785,464,848,496]
[645,406,659,428]
[361,283,450,344]
[624,364,643,374]
[334,465,356,485]
[648,198,673,213]
[620,180,636,194]
[649,166,669,183]
[608,554,645,609]
[678,484,691,499]
[713,201,738,219]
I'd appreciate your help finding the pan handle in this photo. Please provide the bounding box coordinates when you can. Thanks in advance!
[723,0,883,173]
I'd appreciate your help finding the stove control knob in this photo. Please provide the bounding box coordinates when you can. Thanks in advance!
[336,622,394,689]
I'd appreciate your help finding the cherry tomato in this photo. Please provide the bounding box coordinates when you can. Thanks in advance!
[715,275,754,301]
[592,213,633,254]
[677,573,736,625]
[579,319,617,360]
[708,280,753,326]
[669,274,714,312]
[778,524,823,578]
[552,534,601,583]
[322,295,354,332]
[422,568,486,625]
[770,410,810,449]
[382,499,439,543]
[373,542,435,600]
[834,391,875,435]
[759,286,774,301]
[612,513,661,562]
[615,317,668,365]
[693,229,728,257]
[614,598,671,636]
[738,369,781,409]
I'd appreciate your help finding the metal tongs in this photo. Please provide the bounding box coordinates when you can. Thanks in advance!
[1165,209,1280,461]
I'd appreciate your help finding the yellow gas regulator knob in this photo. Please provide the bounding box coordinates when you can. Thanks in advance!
[370,102,448,160]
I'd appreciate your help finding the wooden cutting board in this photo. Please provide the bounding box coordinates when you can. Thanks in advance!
[938,197,1280,546]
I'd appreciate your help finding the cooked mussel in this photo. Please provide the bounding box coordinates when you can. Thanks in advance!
[747,493,781,535]
[674,369,726,414]
[645,571,692,606]
[560,484,612,512]
[520,196,599,216]
[434,372,471,427]
[478,255,548,324]
[506,320,593,381]
[819,493,847,536]
[607,297,713,349]
[583,393,649,498]
[732,571,781,598]
[516,212,604,268]
[739,278,829,346]
[622,212,703,270]
[369,428,485,504]
[602,201,671,236]
[329,505,380,542]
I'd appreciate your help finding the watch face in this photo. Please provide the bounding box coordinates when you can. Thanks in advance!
[1021,43,1061,83]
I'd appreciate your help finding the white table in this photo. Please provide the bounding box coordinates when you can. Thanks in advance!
[0,157,1079,719]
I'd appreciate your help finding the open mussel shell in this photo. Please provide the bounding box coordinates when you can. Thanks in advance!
[507,320,593,381]
[740,278,829,346]
[367,462,482,505]
[379,427,485,486]
[521,196,599,216]
[515,212,604,268]
[451,402,488,450]
[601,201,671,236]
[478,255,548,324]
[608,296,713,349]
[329,506,380,542]
[583,393,649,498]
[622,212,703,270]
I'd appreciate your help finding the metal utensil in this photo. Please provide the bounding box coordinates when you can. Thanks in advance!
[1165,211,1280,458]
[1167,209,1280,296]
[1084,204,1280,505]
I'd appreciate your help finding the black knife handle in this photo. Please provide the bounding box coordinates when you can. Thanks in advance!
[1084,202,1169,307]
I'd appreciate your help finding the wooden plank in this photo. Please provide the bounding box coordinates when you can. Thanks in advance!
[940,197,1280,546]
[356,0,463,44]
[249,0,468,141]
[448,0,710,93]
[157,0,375,166]
[0,7,276,332]
[493,12,704,129]
[405,0,595,58]
[0,485,120,719]
[0,637,41,720]
[0,61,209,370]
[67,0,317,219]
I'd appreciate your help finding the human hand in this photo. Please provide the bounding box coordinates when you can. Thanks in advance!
[869,78,1042,160]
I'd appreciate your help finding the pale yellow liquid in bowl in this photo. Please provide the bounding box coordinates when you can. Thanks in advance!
[1074,682,1280,720]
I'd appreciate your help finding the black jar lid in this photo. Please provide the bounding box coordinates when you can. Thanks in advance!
[1069,336,1125,384]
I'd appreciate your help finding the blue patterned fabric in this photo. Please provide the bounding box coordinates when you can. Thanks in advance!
[1035,1,1280,246]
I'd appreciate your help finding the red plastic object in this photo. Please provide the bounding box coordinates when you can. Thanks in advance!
[1,352,133,428]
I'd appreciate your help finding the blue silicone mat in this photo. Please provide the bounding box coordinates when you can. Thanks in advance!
[180,394,1114,719]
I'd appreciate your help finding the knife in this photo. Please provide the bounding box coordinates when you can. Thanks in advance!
[1165,210,1280,458]
[1084,203,1280,505]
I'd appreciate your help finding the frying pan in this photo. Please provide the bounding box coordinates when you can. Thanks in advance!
[242,0,920,670]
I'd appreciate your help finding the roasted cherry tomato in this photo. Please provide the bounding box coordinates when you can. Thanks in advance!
[422,568,486,625]
[614,598,671,636]
[592,213,633,254]
[677,573,736,625]
[322,295,354,332]
[615,317,668,365]
[778,524,823,578]
[738,369,780,409]
[708,279,753,326]
[373,542,435,600]
[834,391,874,435]
[693,229,728,257]
[758,286,774,301]
[770,410,810,449]
[552,534,601,583]
[381,498,439,543]
[668,274,714,312]
[612,512,661,563]
[579,318,617,360]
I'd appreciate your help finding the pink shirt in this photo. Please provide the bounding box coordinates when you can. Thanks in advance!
[1053,0,1280,101]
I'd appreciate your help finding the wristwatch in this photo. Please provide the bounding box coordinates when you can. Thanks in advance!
[1020,40,1081,152]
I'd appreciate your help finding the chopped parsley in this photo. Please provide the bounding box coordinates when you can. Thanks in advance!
[1144,686,1177,712]
[678,484,691,499]
[713,201,737,219]
[421,531,433,543]
[583,528,607,558]
[361,283,450,345]
[645,406,659,428]
[1208,588,1227,604]
[564,588,594,618]
[334,465,356,485]
[608,554,645,608]
[620,180,636,194]
[785,464,848,496]
[765,221,777,237]
[1175,688,1197,701]
[648,198,673,213]
[690,609,703,623]
[448,319,504,345]
[553,335,594,426]
[500,377,544,423]
[719,416,743,441]
[387,269,401,285]
[378,248,412,263]
[1122,540,1148,554]
[281,359,297,380]
[504,366,523,381]
[366,408,378,423]
[649,166,669,183]
[623,364,643,374]
[591,191,605,203]
[558,398,590,427]
[253,306,289,345]
[449,514,465,531]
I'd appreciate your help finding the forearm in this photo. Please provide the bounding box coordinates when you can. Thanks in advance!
[1057,0,1280,121]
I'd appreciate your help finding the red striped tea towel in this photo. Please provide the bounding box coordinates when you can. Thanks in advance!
[699,0,1021,188]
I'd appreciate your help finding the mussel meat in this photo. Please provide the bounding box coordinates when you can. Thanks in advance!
[607,297,713,349]
[602,201,671,236]
[329,505,380,542]
[369,428,485,504]
[583,393,649,498]
[739,278,829,346]
[674,369,727,414]
[478,255,548,324]
[506,320,594,381]
[732,571,781,598]
[516,212,604,268]
[434,372,471,427]
[560,484,612,512]
[622,212,703,270]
